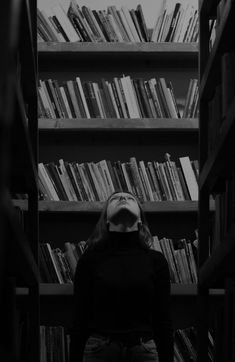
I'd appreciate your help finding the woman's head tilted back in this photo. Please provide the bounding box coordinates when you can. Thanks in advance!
[86,191,153,249]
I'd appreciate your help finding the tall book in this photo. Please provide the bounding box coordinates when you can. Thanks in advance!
[179,156,198,201]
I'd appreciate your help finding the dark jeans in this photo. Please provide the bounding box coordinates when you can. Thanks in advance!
[83,335,159,362]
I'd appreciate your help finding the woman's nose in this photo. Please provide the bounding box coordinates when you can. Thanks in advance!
[119,195,126,200]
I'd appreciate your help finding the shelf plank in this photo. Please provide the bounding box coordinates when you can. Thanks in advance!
[40,283,73,296]
[38,41,198,54]
[12,199,212,213]
[199,98,235,192]
[35,283,224,297]
[3,193,39,287]
[200,0,235,100]
[38,118,199,132]
[39,283,198,296]
[38,42,198,67]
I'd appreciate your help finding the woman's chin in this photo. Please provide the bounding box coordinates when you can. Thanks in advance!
[110,206,139,223]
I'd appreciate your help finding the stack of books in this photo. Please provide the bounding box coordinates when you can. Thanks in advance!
[40,325,70,362]
[38,154,199,203]
[174,327,214,361]
[39,241,86,283]
[37,0,198,43]
[38,76,199,120]
[153,236,198,284]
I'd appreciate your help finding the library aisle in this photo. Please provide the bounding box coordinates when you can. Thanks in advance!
[1,0,235,361]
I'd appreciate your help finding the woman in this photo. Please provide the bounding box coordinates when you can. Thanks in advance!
[70,191,174,362]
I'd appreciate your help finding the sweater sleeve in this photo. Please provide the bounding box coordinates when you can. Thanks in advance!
[69,250,93,362]
[152,251,174,362]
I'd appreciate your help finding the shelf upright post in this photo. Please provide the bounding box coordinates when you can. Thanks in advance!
[198,2,211,361]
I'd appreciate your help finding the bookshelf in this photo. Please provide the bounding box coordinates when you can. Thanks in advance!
[198,0,235,360]
[0,0,39,361]
[37,1,201,360]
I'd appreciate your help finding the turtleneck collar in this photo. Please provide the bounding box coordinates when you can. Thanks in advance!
[107,230,141,249]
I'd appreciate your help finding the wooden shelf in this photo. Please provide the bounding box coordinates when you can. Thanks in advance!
[199,98,235,192]
[10,81,38,193]
[38,42,198,67]
[200,0,235,100]
[36,283,224,297]
[3,192,39,287]
[39,283,197,296]
[15,200,199,213]
[38,117,199,132]
[13,199,215,213]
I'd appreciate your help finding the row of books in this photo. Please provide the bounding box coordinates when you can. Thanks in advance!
[174,327,214,361]
[153,236,198,284]
[40,325,70,362]
[37,0,198,43]
[38,155,199,203]
[39,233,197,285]
[40,325,212,362]
[151,0,198,43]
[38,76,199,120]
[39,241,86,283]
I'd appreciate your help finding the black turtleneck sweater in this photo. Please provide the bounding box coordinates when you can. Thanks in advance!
[70,231,173,362]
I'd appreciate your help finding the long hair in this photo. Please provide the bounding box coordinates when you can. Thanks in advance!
[85,190,153,250]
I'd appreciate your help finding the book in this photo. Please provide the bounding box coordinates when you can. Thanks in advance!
[64,242,77,276]
[75,77,91,118]
[45,162,68,201]
[165,153,185,201]
[59,85,73,118]
[121,6,140,42]
[65,161,83,201]
[159,78,178,118]
[67,80,82,118]
[61,81,76,117]
[107,6,130,42]
[136,4,149,42]
[51,2,80,42]
[130,9,145,42]
[39,162,60,201]
[147,162,162,201]
[77,163,95,201]
[83,162,99,200]
[71,162,89,201]
[129,157,146,202]
[107,13,124,42]
[40,243,60,283]
[53,79,69,118]
[98,10,119,42]
[59,159,78,201]
[81,6,104,42]
[92,10,110,41]
[165,2,181,42]
[68,3,93,41]
[37,8,59,42]
[179,156,198,201]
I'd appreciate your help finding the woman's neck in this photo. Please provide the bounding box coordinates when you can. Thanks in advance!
[108,221,139,232]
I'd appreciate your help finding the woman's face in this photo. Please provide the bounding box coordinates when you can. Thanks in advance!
[106,192,141,225]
